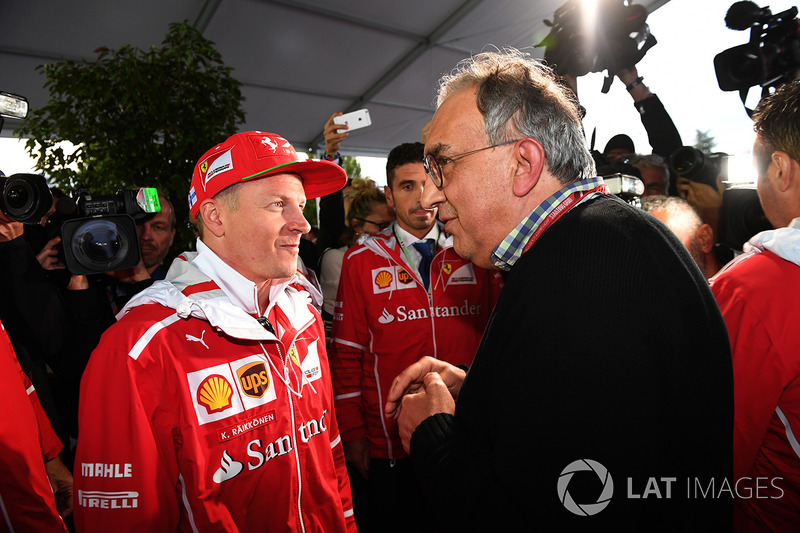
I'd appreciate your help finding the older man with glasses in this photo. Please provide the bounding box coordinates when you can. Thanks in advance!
[385,49,733,531]
[329,141,502,532]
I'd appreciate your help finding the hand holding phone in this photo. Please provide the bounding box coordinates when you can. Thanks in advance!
[333,109,371,131]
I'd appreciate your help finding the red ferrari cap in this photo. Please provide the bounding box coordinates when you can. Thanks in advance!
[188,131,346,217]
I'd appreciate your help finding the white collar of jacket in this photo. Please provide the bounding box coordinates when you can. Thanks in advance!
[117,239,322,341]
[361,220,452,259]
[743,217,800,267]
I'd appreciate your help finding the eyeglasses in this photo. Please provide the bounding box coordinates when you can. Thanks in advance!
[423,139,522,188]
[354,217,392,230]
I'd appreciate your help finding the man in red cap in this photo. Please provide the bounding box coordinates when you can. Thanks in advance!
[73,132,357,532]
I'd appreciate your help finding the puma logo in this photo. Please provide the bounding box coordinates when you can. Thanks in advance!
[186,330,209,349]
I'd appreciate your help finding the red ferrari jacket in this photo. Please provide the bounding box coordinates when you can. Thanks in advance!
[711,220,800,532]
[330,226,502,460]
[0,320,67,533]
[73,242,355,532]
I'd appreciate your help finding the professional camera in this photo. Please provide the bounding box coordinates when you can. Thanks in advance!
[0,173,53,224]
[669,145,771,251]
[0,91,28,133]
[59,187,160,275]
[592,150,645,208]
[714,1,800,109]
[537,0,657,92]
[668,146,728,189]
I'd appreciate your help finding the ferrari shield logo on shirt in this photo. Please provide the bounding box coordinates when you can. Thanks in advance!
[288,345,300,367]
[187,355,277,425]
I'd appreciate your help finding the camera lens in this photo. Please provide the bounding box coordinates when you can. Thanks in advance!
[1,173,53,224]
[72,219,130,266]
[61,214,141,275]
[6,181,32,211]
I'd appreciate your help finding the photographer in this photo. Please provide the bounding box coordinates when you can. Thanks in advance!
[136,192,175,280]
[40,189,174,453]
[0,206,69,449]
[543,1,683,196]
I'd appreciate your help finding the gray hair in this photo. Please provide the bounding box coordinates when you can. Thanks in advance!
[436,48,595,184]
[642,195,703,235]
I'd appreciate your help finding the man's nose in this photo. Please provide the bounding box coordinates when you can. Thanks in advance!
[288,205,311,234]
[422,177,444,210]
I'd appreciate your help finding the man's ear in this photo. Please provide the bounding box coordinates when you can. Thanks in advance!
[696,223,715,254]
[198,199,226,238]
[772,151,797,192]
[384,185,395,209]
[511,138,545,197]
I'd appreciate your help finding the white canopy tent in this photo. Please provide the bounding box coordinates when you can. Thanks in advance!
[0,0,669,157]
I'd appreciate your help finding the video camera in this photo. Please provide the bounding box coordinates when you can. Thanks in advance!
[714,1,800,112]
[668,145,771,251]
[592,150,645,208]
[58,188,161,275]
[537,0,657,93]
[2,176,162,274]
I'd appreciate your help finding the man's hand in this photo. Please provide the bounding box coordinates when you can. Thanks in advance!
[324,112,349,156]
[106,258,151,283]
[395,372,456,454]
[676,176,724,210]
[45,456,73,518]
[36,236,66,270]
[384,356,465,420]
[343,437,370,480]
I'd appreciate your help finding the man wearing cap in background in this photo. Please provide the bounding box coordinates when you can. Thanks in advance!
[73,131,357,532]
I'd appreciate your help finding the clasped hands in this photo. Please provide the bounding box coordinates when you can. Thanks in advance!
[384,356,466,454]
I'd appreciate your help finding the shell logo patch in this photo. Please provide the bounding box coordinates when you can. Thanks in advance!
[188,356,277,426]
[375,270,394,290]
[197,374,234,414]
[371,266,416,294]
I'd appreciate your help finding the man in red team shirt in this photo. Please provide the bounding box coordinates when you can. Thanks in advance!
[74,131,357,532]
[710,81,800,532]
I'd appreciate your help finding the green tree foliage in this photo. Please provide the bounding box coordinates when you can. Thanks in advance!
[302,154,362,230]
[342,155,362,180]
[16,21,246,253]
[694,129,716,155]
